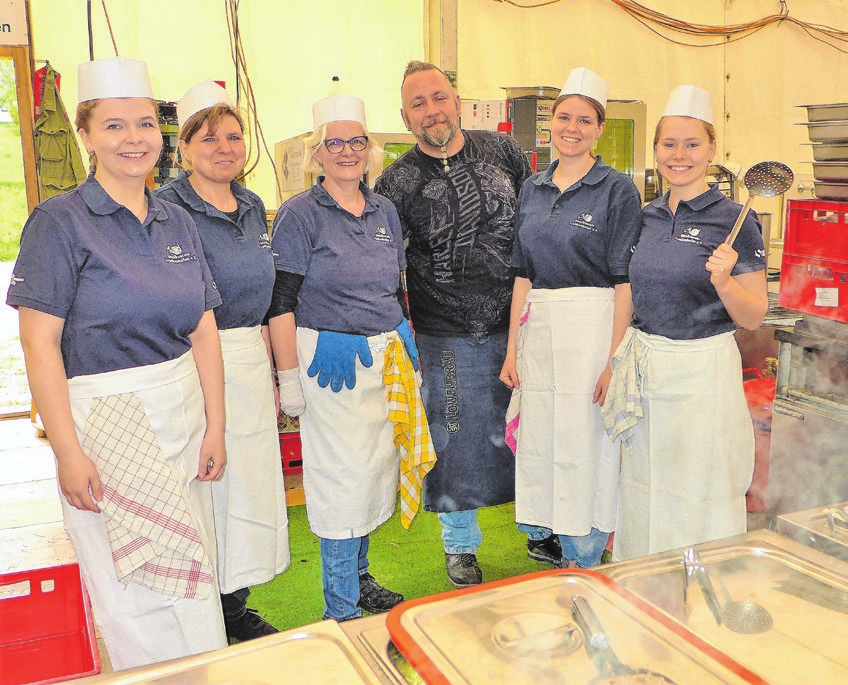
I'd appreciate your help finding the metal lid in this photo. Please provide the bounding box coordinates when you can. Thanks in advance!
[387,570,757,684]
[602,530,848,685]
[78,620,384,684]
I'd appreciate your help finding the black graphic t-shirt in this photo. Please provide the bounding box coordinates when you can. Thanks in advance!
[375,130,531,337]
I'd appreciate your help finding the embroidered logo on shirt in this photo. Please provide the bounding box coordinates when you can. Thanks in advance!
[674,227,703,245]
[373,226,392,243]
[258,233,272,250]
[755,248,766,259]
[164,244,198,264]
[9,274,22,286]
[569,212,597,232]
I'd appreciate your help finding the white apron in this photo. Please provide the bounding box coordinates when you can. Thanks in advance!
[64,351,226,671]
[614,330,755,561]
[514,288,620,535]
[216,327,290,593]
[297,327,400,539]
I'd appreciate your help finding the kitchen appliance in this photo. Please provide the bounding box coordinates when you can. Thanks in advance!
[502,86,647,198]
[601,529,848,685]
[777,501,848,562]
[766,315,848,518]
[386,570,757,684]
[274,132,415,205]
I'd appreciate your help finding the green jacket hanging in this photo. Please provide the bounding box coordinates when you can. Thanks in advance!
[34,64,87,200]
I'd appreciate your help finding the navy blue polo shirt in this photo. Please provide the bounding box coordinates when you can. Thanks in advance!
[6,176,221,378]
[271,178,406,336]
[512,157,642,288]
[154,172,274,330]
[630,186,766,340]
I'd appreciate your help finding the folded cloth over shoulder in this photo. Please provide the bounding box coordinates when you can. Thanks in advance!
[383,336,436,529]
[600,327,645,446]
[82,392,214,599]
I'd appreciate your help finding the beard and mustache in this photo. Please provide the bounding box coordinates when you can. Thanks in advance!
[416,115,460,149]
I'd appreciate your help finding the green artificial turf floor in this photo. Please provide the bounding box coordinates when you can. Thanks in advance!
[247,499,547,630]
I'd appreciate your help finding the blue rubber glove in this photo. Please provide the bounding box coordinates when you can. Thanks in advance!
[395,318,419,371]
[307,331,373,392]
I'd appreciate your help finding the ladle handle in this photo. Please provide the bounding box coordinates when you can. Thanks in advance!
[690,550,724,625]
[726,195,754,247]
[571,596,628,676]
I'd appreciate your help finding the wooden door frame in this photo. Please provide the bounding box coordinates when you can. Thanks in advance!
[0,45,38,212]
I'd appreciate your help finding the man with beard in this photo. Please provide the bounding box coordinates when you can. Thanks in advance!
[375,61,561,588]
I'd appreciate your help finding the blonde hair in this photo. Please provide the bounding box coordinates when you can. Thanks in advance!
[304,123,384,177]
[653,116,716,147]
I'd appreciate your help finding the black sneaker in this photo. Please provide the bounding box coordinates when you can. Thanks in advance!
[357,572,405,614]
[445,552,483,588]
[527,534,563,564]
[225,608,279,643]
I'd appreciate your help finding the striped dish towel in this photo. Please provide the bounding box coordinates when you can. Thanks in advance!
[82,392,214,599]
[383,336,437,529]
[505,302,531,456]
[600,327,645,446]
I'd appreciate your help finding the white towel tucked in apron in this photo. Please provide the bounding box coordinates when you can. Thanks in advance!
[514,287,619,536]
[297,327,401,539]
[216,327,290,593]
[65,351,226,670]
[614,330,755,561]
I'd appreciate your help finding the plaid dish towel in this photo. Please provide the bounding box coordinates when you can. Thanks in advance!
[82,393,214,599]
[505,302,531,456]
[600,327,645,446]
[383,337,437,529]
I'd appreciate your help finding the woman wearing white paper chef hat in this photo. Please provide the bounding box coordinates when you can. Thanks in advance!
[154,80,290,643]
[6,57,229,668]
[267,90,434,622]
[606,85,767,561]
[501,66,642,570]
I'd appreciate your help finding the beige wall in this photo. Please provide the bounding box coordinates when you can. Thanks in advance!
[29,0,848,218]
[29,0,425,204]
[455,0,848,234]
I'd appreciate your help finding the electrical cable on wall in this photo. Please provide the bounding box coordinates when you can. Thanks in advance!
[493,0,848,53]
[225,0,282,200]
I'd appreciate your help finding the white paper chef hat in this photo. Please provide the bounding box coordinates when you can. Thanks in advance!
[312,94,367,130]
[559,67,609,110]
[177,80,234,129]
[662,85,714,125]
[78,58,153,103]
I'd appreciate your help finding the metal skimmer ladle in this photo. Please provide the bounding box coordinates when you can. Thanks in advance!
[571,596,677,685]
[687,549,774,635]
[726,161,794,246]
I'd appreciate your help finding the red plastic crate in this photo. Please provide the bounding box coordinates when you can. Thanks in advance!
[783,198,848,264]
[279,431,303,476]
[0,564,100,685]
[779,252,848,323]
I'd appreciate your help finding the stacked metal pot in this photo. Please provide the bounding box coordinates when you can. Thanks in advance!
[799,103,848,200]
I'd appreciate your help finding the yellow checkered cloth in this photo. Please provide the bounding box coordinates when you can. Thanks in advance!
[383,336,437,529]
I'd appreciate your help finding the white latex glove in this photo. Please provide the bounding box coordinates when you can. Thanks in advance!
[278,367,306,417]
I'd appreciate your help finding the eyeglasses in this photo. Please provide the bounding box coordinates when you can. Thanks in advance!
[323,136,369,154]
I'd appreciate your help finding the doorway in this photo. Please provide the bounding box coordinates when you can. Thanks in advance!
[0,47,38,417]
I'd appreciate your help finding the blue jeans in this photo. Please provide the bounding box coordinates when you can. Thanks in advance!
[320,534,369,621]
[440,510,550,553]
[560,528,609,569]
